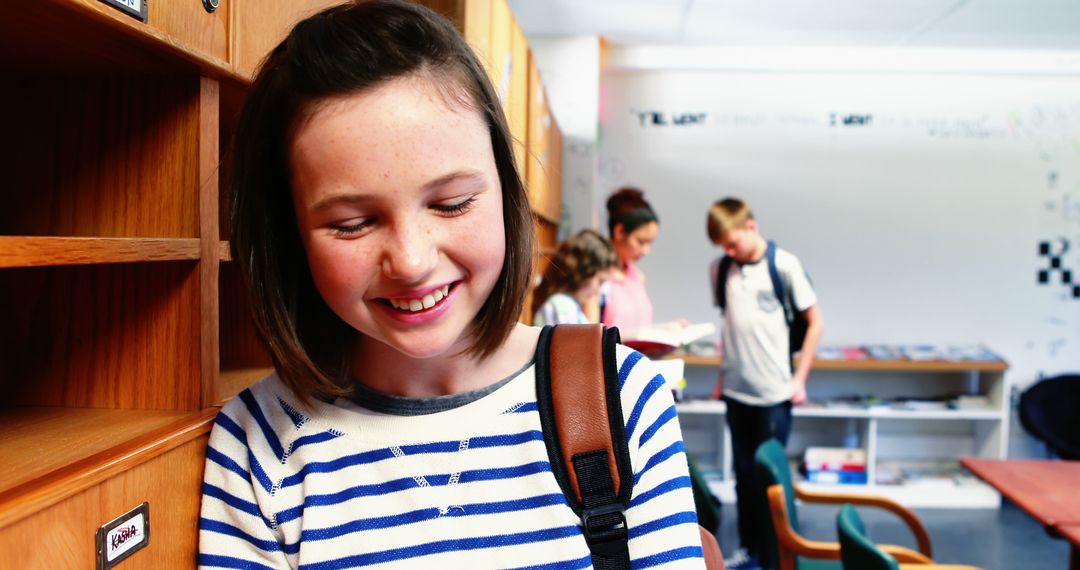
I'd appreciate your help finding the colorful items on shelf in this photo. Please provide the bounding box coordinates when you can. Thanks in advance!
[817,344,1003,362]
[802,447,868,485]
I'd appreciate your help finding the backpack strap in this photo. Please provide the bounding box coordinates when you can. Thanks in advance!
[766,240,803,372]
[764,240,794,328]
[535,324,633,569]
[715,255,734,310]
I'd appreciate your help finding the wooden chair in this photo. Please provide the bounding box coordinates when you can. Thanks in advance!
[753,439,935,570]
[837,504,983,570]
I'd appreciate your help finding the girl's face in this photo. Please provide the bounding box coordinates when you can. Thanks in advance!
[289,75,505,360]
[613,221,659,265]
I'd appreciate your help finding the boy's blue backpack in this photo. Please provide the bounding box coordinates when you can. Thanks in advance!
[715,240,810,362]
[535,324,724,569]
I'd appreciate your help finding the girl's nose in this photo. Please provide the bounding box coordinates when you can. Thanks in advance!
[381,222,438,282]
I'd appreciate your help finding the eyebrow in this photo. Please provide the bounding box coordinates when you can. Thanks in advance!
[421,169,487,193]
[308,170,488,213]
[308,193,374,213]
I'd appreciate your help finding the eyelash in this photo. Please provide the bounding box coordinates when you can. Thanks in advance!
[431,195,477,216]
[328,196,477,237]
[329,220,374,237]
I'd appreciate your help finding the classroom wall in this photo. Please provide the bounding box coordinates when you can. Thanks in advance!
[596,47,1080,390]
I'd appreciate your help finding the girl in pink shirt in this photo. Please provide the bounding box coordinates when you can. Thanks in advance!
[600,187,660,334]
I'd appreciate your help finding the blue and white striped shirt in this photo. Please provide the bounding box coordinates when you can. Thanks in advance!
[198,344,704,569]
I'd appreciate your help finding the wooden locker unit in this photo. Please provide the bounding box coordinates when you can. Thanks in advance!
[0,1,318,566]
[463,0,494,74]
[0,0,563,565]
[527,52,563,254]
[488,0,513,103]
[547,115,564,223]
[508,20,530,179]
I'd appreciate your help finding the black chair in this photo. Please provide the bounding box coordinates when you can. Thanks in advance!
[1018,374,1080,459]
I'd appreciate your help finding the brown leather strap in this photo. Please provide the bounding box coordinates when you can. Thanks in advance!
[549,324,622,502]
[700,526,726,569]
[545,324,724,568]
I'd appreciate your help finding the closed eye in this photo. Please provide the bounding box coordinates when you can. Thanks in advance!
[329,218,374,237]
[431,195,477,216]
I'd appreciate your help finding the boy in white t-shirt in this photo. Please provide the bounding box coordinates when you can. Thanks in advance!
[706,197,824,569]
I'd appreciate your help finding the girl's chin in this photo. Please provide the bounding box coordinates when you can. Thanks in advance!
[365,331,470,361]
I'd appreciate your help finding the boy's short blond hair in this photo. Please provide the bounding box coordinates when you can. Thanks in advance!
[706,198,755,244]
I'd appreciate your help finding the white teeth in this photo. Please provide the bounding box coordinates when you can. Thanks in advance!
[387,285,452,312]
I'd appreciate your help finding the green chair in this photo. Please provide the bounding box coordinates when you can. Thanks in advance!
[753,439,934,570]
[837,504,983,570]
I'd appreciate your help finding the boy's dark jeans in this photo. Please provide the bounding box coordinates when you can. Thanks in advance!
[724,396,793,569]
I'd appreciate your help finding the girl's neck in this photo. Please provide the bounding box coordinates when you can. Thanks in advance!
[349,323,539,397]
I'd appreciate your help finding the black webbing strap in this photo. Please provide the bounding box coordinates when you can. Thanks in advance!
[574,450,630,568]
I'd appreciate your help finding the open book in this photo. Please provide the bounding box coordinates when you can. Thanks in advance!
[621,321,717,357]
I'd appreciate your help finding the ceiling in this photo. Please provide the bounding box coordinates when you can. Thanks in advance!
[506,0,1080,51]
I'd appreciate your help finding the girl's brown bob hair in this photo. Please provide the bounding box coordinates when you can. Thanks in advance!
[228,0,534,400]
[532,229,617,312]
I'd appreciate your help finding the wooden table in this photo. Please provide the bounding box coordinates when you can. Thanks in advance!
[960,458,1080,570]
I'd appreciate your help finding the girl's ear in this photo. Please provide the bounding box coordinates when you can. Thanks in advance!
[612,223,626,242]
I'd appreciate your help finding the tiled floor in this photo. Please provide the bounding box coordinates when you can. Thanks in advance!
[715,500,1072,569]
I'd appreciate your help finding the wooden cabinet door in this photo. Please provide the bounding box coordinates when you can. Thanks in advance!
[150,0,230,62]
[232,0,344,77]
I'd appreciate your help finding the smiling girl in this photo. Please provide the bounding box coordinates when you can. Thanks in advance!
[198,2,702,568]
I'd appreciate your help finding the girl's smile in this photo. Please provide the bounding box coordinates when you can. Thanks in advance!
[376,281,457,323]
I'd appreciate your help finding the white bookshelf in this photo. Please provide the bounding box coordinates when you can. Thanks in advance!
[675,354,1008,509]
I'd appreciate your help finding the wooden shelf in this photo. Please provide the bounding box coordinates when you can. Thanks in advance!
[0,407,215,529]
[217,368,274,403]
[677,400,1003,421]
[676,353,1008,373]
[0,237,201,267]
[681,355,1008,508]
[0,0,246,84]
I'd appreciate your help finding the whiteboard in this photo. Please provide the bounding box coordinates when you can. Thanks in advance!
[597,70,1080,386]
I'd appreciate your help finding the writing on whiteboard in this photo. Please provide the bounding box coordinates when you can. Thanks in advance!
[632,110,707,127]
